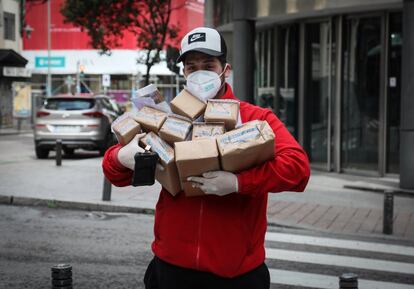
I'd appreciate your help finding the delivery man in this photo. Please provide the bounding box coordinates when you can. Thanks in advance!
[102,27,310,289]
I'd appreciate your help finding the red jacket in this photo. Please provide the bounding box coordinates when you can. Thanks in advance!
[102,84,310,278]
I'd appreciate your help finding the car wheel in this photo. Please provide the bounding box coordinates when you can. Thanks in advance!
[63,148,75,155]
[35,146,49,159]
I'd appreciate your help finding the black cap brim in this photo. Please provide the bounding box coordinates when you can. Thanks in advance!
[176,48,224,63]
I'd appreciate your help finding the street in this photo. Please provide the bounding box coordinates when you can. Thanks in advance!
[1,205,413,289]
[0,205,154,289]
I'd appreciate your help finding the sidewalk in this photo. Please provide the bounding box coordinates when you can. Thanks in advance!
[0,145,413,241]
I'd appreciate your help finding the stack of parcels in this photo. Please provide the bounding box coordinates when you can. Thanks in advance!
[159,114,192,145]
[170,89,206,120]
[175,139,220,196]
[133,105,167,133]
[123,87,275,197]
[204,99,239,130]
[140,132,182,196]
[216,120,275,172]
[111,113,142,145]
[192,122,225,140]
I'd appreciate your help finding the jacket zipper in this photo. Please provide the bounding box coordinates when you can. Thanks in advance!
[195,199,204,270]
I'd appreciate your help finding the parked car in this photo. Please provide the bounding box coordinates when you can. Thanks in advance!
[34,94,122,159]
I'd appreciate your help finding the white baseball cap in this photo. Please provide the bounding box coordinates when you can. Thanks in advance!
[177,27,227,63]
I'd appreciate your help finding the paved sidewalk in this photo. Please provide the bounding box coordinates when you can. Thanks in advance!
[0,141,413,241]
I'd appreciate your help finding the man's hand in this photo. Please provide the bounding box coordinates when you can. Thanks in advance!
[117,133,146,170]
[187,171,238,196]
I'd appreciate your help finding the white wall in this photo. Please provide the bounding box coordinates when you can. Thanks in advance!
[0,0,22,51]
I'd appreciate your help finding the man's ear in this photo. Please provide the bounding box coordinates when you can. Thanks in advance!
[224,63,231,78]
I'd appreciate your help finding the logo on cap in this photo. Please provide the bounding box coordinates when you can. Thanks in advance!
[188,33,206,44]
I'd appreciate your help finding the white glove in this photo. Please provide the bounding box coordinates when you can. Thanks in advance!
[187,171,238,196]
[117,133,146,170]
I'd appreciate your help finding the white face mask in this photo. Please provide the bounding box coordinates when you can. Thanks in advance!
[185,65,227,102]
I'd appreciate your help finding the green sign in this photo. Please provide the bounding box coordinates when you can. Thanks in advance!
[35,56,65,68]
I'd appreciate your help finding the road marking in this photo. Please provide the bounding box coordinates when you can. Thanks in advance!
[266,231,414,257]
[269,269,414,289]
[266,248,414,274]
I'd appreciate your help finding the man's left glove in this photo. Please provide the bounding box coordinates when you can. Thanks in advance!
[187,171,238,196]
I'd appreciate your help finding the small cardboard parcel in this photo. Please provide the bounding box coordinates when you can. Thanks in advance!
[191,122,225,140]
[112,114,142,145]
[133,105,167,133]
[216,120,275,172]
[159,114,192,145]
[204,99,239,130]
[170,89,206,120]
[140,132,182,196]
[175,138,220,197]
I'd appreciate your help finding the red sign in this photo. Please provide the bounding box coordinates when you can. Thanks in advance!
[24,0,204,50]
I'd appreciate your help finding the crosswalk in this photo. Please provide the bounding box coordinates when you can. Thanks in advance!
[264,230,414,289]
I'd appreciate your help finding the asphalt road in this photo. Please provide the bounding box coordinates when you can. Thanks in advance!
[0,205,154,289]
[2,205,414,289]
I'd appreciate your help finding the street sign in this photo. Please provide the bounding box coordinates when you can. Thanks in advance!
[3,67,32,78]
[102,74,111,87]
[35,56,65,68]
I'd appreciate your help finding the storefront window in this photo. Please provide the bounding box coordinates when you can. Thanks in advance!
[387,12,402,174]
[342,17,381,171]
[306,22,333,165]
[276,25,299,137]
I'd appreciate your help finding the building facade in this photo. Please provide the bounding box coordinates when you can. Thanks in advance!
[22,0,204,107]
[206,0,414,187]
[0,0,31,129]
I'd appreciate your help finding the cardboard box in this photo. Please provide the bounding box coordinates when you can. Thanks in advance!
[140,132,182,196]
[132,84,172,113]
[204,99,240,130]
[192,122,225,140]
[159,114,192,145]
[216,120,275,172]
[170,89,206,120]
[112,114,142,145]
[133,105,167,133]
[175,139,220,197]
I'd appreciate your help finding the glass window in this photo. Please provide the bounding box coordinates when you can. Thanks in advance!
[387,12,402,174]
[3,12,16,41]
[45,98,95,110]
[305,22,333,165]
[256,29,275,110]
[276,25,299,138]
[342,17,381,171]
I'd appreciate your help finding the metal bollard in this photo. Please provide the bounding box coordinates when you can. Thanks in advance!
[339,273,358,289]
[51,264,72,289]
[102,176,112,201]
[55,139,62,166]
[383,190,394,235]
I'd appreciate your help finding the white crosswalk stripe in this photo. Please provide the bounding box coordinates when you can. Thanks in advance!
[264,231,414,289]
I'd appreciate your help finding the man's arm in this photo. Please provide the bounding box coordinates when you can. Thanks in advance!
[102,144,133,187]
[236,109,310,197]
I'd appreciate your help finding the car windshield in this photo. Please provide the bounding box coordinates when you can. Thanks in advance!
[45,98,95,111]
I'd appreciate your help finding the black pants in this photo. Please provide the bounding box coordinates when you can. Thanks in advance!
[143,256,270,289]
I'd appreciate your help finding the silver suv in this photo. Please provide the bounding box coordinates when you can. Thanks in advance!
[34,94,121,159]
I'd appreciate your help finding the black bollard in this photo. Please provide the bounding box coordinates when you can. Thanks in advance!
[56,139,62,166]
[51,264,72,289]
[102,176,112,201]
[339,273,358,289]
[383,190,394,235]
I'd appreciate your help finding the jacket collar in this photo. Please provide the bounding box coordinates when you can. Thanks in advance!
[218,83,238,101]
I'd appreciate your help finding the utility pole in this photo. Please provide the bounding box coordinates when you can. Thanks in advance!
[47,0,52,97]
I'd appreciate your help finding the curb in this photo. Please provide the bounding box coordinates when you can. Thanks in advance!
[1,195,412,243]
[0,195,155,215]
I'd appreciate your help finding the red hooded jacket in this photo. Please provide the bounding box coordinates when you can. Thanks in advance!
[102,84,310,278]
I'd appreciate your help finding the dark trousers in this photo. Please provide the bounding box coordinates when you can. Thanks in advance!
[144,256,270,289]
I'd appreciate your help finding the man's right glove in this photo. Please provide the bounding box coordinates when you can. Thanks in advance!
[117,133,146,170]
